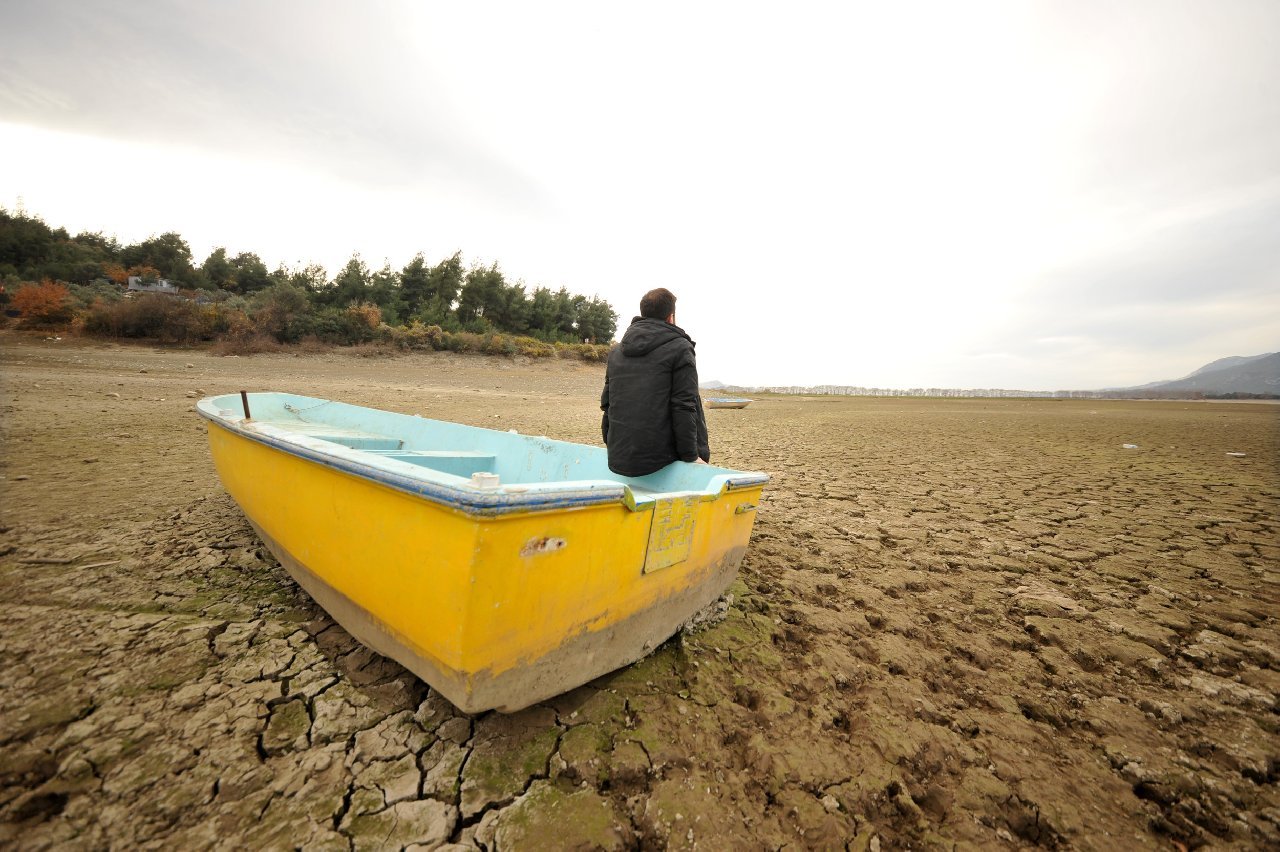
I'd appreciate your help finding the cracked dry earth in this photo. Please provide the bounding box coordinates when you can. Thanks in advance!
[1,331,1277,851]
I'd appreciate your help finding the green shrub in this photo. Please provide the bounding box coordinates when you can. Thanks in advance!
[249,283,310,342]
[442,331,484,353]
[480,333,517,356]
[82,294,217,343]
[512,335,556,358]
[286,306,377,345]
[68,279,123,310]
[555,341,612,362]
[206,304,252,338]
[384,320,445,351]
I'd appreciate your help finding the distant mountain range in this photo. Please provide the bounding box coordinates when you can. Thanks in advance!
[701,352,1279,399]
[1119,352,1279,396]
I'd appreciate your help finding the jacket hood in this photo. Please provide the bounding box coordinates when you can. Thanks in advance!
[619,316,694,357]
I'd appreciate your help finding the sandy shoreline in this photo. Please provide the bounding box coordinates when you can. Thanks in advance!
[2,331,1277,849]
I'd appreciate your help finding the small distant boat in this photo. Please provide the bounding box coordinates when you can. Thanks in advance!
[198,392,768,713]
[706,397,753,409]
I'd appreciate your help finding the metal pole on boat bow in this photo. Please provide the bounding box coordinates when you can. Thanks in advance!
[240,390,251,420]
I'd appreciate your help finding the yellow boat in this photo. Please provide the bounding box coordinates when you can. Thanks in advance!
[198,392,768,713]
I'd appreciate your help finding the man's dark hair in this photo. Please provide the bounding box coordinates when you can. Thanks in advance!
[639,288,677,320]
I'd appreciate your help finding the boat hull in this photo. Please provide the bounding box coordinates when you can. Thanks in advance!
[204,406,764,712]
[253,519,742,712]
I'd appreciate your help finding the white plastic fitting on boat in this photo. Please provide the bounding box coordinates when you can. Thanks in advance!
[471,472,500,489]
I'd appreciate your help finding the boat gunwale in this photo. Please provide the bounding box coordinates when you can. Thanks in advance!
[199,402,768,517]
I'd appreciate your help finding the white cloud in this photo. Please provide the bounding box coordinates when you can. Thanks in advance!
[2,0,1277,390]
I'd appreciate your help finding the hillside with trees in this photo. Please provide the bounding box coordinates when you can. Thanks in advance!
[0,210,618,357]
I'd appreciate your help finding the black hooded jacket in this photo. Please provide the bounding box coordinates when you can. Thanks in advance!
[601,317,710,477]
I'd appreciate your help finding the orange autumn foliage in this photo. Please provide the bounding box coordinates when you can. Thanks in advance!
[345,301,382,330]
[102,262,129,284]
[12,280,73,325]
[126,265,162,282]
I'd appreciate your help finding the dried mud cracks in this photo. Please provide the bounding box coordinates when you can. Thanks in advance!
[1,338,1278,850]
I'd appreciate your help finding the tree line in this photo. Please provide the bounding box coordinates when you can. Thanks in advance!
[0,209,618,344]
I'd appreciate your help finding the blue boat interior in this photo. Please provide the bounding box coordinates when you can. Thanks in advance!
[199,392,766,508]
[370,451,497,479]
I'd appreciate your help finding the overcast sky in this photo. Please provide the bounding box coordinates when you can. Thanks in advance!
[2,0,1277,389]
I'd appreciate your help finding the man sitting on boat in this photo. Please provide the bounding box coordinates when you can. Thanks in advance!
[600,287,710,476]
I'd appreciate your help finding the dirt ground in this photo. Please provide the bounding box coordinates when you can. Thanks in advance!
[1,330,1277,851]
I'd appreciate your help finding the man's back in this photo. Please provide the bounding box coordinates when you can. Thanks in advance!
[601,316,709,477]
